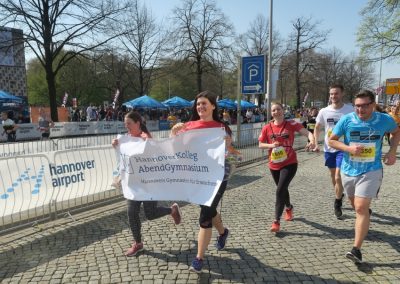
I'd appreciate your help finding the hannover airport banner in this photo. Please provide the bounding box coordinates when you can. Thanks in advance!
[0,146,119,224]
[117,128,226,206]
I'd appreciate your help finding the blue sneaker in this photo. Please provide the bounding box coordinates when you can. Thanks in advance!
[189,257,203,273]
[215,228,229,250]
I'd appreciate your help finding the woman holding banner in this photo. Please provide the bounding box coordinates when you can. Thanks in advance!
[171,90,233,273]
[112,111,182,257]
[258,102,315,233]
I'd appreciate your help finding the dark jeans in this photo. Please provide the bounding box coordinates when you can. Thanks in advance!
[127,200,171,243]
[270,163,298,221]
[6,131,16,142]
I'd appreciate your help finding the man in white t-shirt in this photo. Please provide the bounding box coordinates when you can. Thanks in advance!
[313,84,354,219]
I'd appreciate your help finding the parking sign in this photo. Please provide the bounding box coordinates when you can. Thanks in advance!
[241,55,266,94]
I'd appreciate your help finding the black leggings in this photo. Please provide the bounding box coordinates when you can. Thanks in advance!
[270,163,298,221]
[199,180,228,229]
[127,200,171,243]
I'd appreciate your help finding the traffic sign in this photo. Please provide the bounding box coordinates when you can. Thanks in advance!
[241,55,266,94]
[385,78,400,95]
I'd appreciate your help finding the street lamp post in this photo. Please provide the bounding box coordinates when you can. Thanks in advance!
[266,0,273,122]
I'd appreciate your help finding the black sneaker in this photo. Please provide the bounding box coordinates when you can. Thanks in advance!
[346,247,362,264]
[334,194,344,219]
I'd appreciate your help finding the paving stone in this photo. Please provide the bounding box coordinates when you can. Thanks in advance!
[0,149,399,282]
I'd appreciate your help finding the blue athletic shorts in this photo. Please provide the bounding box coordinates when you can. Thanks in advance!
[324,151,344,169]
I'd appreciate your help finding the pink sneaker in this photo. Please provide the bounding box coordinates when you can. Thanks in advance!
[171,203,182,225]
[270,221,280,232]
[125,242,144,257]
[284,206,294,221]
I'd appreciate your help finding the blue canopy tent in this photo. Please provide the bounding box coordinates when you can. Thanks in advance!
[123,95,167,109]
[217,98,237,110]
[235,100,257,110]
[0,90,25,115]
[162,96,192,108]
[0,90,23,103]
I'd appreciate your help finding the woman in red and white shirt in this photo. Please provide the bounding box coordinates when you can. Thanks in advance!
[171,91,232,273]
[259,102,315,233]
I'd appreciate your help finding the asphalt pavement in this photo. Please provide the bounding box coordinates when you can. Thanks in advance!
[1,147,399,283]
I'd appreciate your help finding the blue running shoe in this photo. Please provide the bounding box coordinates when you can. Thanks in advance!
[189,257,203,273]
[215,228,229,250]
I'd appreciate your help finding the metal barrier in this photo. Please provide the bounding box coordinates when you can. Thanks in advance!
[0,124,308,233]
[0,146,121,233]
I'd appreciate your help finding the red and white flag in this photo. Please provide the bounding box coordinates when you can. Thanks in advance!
[376,86,384,95]
[303,92,309,103]
[62,92,69,107]
[112,89,120,109]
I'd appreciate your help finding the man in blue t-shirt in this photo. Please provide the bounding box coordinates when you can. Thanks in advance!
[328,89,400,264]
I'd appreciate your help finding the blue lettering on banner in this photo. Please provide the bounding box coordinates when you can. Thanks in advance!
[175,150,198,162]
[138,163,209,174]
[131,151,199,163]
[49,160,95,187]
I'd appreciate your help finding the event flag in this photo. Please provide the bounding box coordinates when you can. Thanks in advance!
[112,89,120,109]
[61,92,69,107]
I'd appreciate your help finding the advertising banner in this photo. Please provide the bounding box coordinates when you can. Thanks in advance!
[0,146,118,222]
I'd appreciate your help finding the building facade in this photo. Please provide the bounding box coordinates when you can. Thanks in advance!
[0,27,27,97]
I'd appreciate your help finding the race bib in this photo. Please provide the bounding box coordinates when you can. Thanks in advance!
[327,128,332,138]
[271,146,288,163]
[308,123,315,130]
[349,142,376,163]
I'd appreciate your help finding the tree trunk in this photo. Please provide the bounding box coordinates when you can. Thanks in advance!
[196,59,202,93]
[46,68,59,122]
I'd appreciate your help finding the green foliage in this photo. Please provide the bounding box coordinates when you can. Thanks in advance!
[26,59,49,106]
[358,0,400,60]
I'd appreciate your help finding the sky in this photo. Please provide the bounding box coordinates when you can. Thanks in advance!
[147,0,399,87]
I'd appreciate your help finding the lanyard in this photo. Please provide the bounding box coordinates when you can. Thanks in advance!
[269,120,293,148]
[269,120,287,141]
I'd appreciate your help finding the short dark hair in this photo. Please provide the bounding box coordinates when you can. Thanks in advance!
[354,89,375,103]
[329,83,344,92]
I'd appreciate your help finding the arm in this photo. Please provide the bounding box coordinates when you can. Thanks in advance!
[383,127,400,165]
[111,138,119,148]
[298,128,315,150]
[170,122,185,137]
[312,123,322,151]
[328,134,363,155]
[259,140,280,149]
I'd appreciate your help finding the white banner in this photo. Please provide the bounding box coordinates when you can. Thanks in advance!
[117,128,226,206]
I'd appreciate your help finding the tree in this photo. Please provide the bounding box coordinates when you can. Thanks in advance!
[286,17,329,108]
[171,0,234,93]
[92,51,137,106]
[118,0,168,98]
[341,54,375,101]
[358,0,400,60]
[236,14,283,63]
[0,0,130,121]
[311,48,346,104]
[26,58,49,106]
